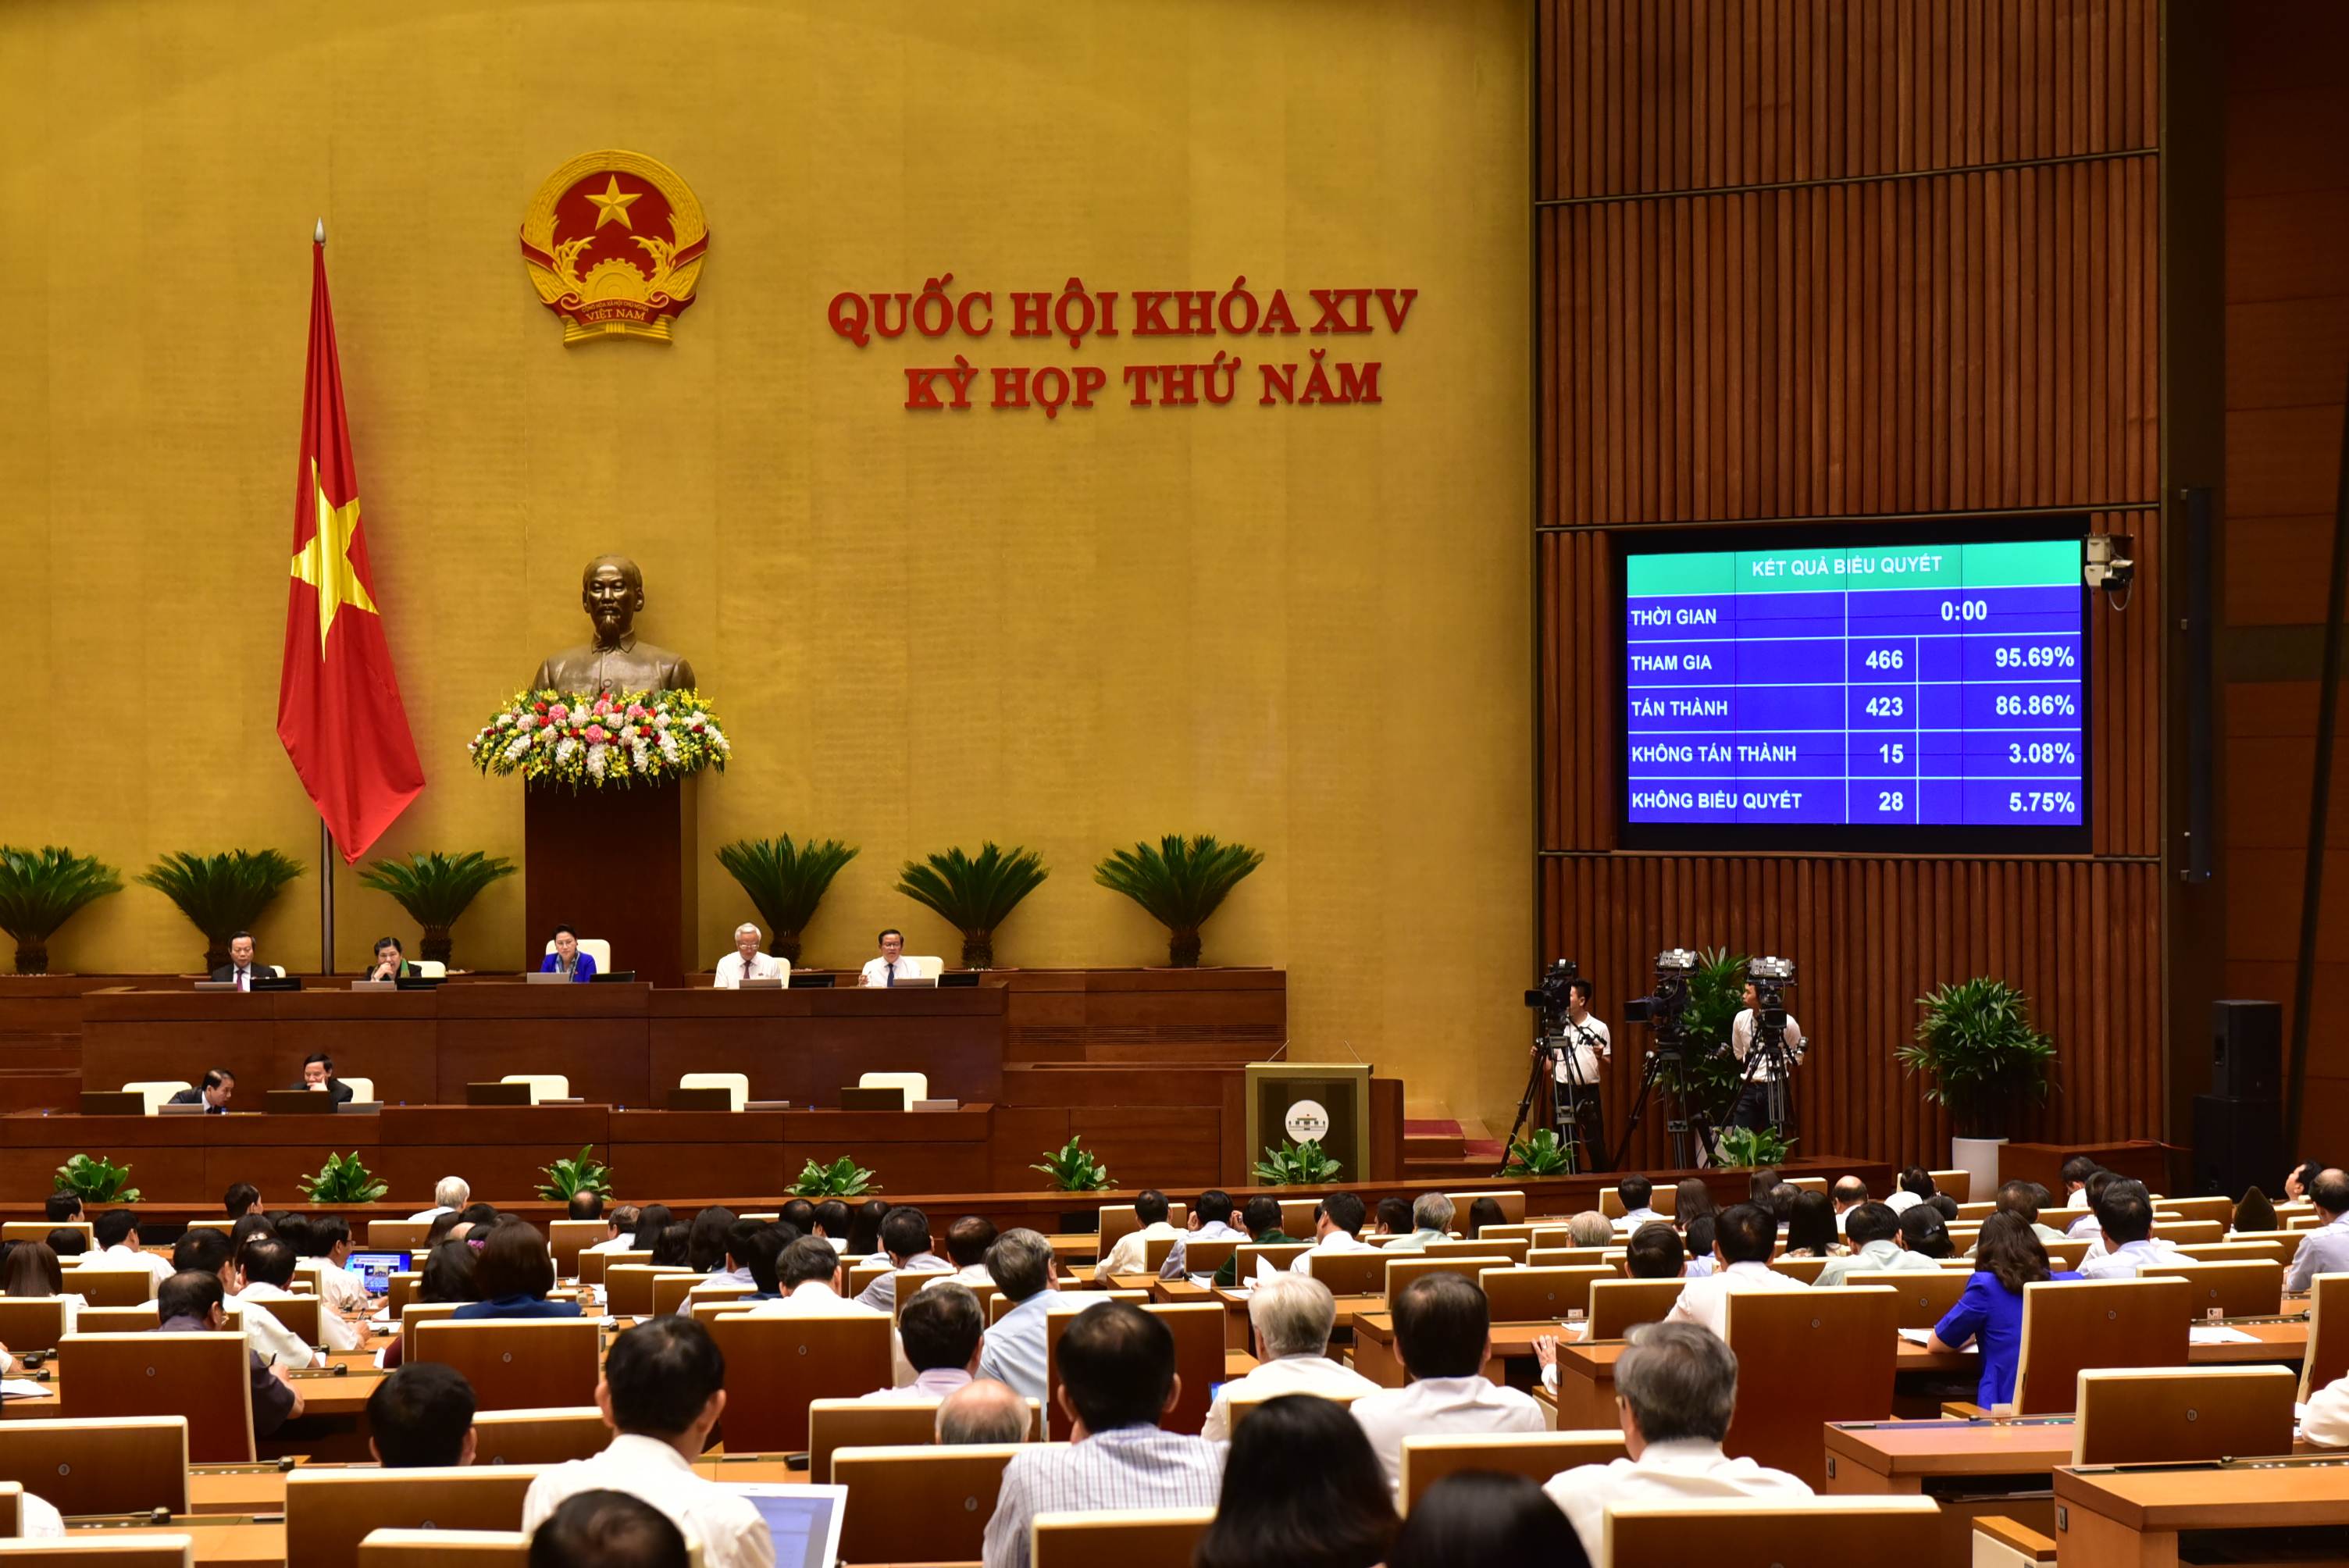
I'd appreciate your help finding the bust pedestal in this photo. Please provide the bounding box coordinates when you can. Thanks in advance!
[522,779,697,988]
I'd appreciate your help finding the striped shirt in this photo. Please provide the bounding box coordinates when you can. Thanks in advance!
[982,1424,1224,1568]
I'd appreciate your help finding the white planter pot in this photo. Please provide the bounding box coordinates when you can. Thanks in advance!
[1952,1136,2008,1198]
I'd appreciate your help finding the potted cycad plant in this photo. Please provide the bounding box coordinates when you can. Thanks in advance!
[356,850,517,966]
[1898,977,2058,1190]
[0,845,123,974]
[714,835,860,965]
[895,843,1047,970]
[137,850,305,973]
[1093,834,1264,968]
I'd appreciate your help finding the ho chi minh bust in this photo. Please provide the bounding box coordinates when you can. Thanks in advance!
[530,554,699,696]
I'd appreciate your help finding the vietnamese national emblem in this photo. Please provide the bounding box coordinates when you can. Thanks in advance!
[520,151,708,343]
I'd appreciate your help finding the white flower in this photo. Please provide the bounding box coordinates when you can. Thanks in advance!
[705,725,729,753]
[504,735,531,762]
[555,738,578,764]
[658,730,682,764]
[631,739,652,773]
[497,712,515,729]
[586,743,608,780]
[654,711,672,729]
[517,714,537,732]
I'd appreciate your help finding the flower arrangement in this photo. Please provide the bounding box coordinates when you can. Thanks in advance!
[468,689,729,789]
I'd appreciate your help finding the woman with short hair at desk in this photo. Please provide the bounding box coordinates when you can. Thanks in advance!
[1928,1213,2082,1409]
[452,1221,583,1321]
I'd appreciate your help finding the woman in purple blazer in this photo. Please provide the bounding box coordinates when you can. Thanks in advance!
[539,925,597,982]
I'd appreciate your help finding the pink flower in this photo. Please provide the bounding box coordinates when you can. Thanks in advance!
[548,704,569,723]
[585,725,608,743]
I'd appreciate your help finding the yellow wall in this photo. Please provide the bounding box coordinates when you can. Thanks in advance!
[0,0,1533,1125]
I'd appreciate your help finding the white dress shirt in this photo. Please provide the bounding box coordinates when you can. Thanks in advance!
[407,1205,454,1223]
[230,1285,322,1368]
[1884,1191,1923,1215]
[2304,1372,2349,1449]
[522,1433,775,1568]
[98,1243,173,1287]
[2066,1209,2105,1238]
[1543,1438,1813,1559]
[2067,1188,2091,1210]
[975,1292,1053,1404]
[586,1234,638,1255]
[1202,1351,1381,1442]
[2285,1214,2349,1293]
[1614,1206,1665,1234]
[1663,1260,1809,1338]
[712,951,784,989]
[861,956,916,987]
[1098,1221,1183,1278]
[1381,1228,1449,1254]
[1350,1374,1544,1491]
[857,1367,973,1403]
[740,1280,884,1318]
[1813,1238,1937,1288]
[1729,1008,1805,1078]
[2077,1236,2196,1280]
[243,1278,359,1352]
[1553,1016,1613,1085]
[982,1425,1224,1568]
[855,1253,953,1313]
[1292,1229,1377,1275]
[307,1259,372,1316]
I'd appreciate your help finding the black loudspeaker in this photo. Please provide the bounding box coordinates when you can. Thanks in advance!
[2210,1000,2282,1099]
[2193,1094,2281,1197]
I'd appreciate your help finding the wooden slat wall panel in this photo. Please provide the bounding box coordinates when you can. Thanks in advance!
[1537,160,2158,526]
[1542,856,2161,1171]
[1535,0,2158,201]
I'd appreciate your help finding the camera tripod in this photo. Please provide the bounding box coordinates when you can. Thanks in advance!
[1610,1045,1697,1171]
[1499,1030,1596,1175]
[1725,1020,1800,1141]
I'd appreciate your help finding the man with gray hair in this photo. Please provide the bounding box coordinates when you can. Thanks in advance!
[975,1228,1057,1403]
[936,1377,1032,1445]
[1541,1320,1810,1558]
[408,1176,471,1222]
[712,922,782,988]
[1199,1274,1381,1441]
[1381,1193,1455,1253]
[1567,1210,1615,1248]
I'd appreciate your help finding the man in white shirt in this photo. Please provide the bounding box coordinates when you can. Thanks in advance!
[1813,1203,1941,1287]
[2285,1169,2349,1293]
[982,1303,1224,1568]
[1542,1320,1812,1558]
[2304,1370,2349,1449]
[2060,1155,2101,1211]
[854,1206,954,1312]
[1097,1190,1184,1278]
[1725,982,1805,1132]
[1160,1190,1244,1277]
[975,1229,1057,1404]
[744,1236,887,1317]
[1203,1273,1380,1441]
[408,1176,470,1223]
[586,1204,642,1256]
[859,928,918,987]
[2066,1174,2115,1239]
[298,1216,372,1316]
[1829,1174,1870,1234]
[1292,1191,1376,1276]
[170,1228,319,1370]
[1551,975,1612,1163]
[1664,1203,1808,1337]
[1884,1167,1937,1215]
[2076,1179,2195,1280]
[860,1284,984,1403]
[91,1210,172,1288]
[1381,1192,1455,1254]
[239,1235,359,1353]
[1613,1177,1665,1235]
[928,1215,997,1286]
[522,1317,775,1568]
[1350,1271,1543,1491]
[711,922,785,988]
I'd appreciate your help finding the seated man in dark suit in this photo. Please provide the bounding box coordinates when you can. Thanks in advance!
[154,1268,302,1436]
[167,1068,237,1113]
[209,932,268,990]
[293,1053,355,1105]
[368,1363,477,1467]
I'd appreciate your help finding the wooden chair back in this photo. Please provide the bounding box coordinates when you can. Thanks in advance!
[847,1263,891,1300]
[807,1396,1045,1482]
[72,1269,157,1308]
[365,1222,433,1253]
[1030,1508,1213,1568]
[708,1311,894,1453]
[653,1276,750,1317]
[1233,1243,1310,1279]
[576,1249,650,1287]
[2,1223,91,1248]
[1722,1287,1898,1486]
[0,1415,188,1515]
[1588,1278,1687,1338]
[1299,1250,1388,1295]
[1098,1203,1187,1251]
[2182,1240,2293,1266]
[1383,1256,1511,1309]
[0,1489,18,1537]
[1600,1186,1679,1219]
[356,1529,529,1566]
[1400,1431,1626,1512]
[1178,1238,1238,1278]
[386,1274,422,1317]
[1481,1266,1614,1323]
[254,1292,323,1347]
[834,1443,1026,1563]
[546,1221,605,1278]
[0,1299,68,1352]
[1763,1255,1831,1284]
[1444,1190,1527,1223]
[1527,1246,1616,1270]
[470,1406,609,1466]
[1044,1303,1220,1438]
[1927,1170,1971,1203]
[1424,1238,1530,1265]
[401,1302,465,1362]
[2155,1196,2237,1226]
[2158,1220,2226,1247]
[1954,1202,1999,1221]
[2041,1238,2092,1270]
[2288,1212,2328,1230]
[1140,1235,1180,1275]
[1276,1199,1321,1235]
[2012,1278,2192,1415]
[2137,1259,2284,1319]
[2073,1366,2298,1465]
[1845,1267,1971,1329]
[2302,1271,2349,1402]
[1603,1495,1939,1565]
[899,1276,997,1323]
[58,1333,255,1463]
[286,1464,545,1568]
[604,1265,698,1317]
[75,1303,160,1333]
[1475,1222,1543,1245]
[412,1320,603,1411]
[2221,1229,2305,1250]
[0,1536,195,1564]
[1224,1388,1366,1432]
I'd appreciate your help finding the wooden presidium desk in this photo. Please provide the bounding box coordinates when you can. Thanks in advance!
[2053,1456,2349,1564]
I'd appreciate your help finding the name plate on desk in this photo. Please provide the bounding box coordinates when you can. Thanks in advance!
[348,980,395,992]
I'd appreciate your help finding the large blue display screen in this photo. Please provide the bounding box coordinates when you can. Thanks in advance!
[1620,537,2087,843]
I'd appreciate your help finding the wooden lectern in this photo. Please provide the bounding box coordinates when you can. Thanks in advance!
[522,779,697,987]
[1245,1063,1371,1181]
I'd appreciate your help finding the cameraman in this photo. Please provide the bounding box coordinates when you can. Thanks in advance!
[1549,978,1611,1167]
[1727,978,1804,1132]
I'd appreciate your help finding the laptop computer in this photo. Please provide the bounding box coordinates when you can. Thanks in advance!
[739,976,784,989]
[939,970,981,988]
[394,975,442,990]
[157,1101,212,1116]
[348,979,395,992]
[344,1250,412,1294]
[251,975,301,992]
[265,1089,338,1114]
[338,1100,383,1114]
[838,1086,907,1112]
[734,1484,846,1568]
[790,971,836,989]
[192,980,237,992]
[668,1086,736,1111]
[466,1081,533,1107]
[80,1090,145,1115]
[525,971,574,984]
[888,975,939,989]
[588,970,636,983]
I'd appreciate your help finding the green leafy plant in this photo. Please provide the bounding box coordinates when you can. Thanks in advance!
[0,845,123,975]
[1093,834,1266,968]
[791,1156,878,1197]
[1503,1127,1575,1177]
[1898,977,2059,1139]
[536,1144,614,1203]
[1031,1135,1113,1192]
[356,850,518,965]
[137,850,305,972]
[895,843,1049,969]
[1713,1124,1795,1169]
[1253,1139,1343,1185]
[53,1153,140,1204]
[297,1151,388,1204]
[714,836,861,964]
[1649,947,1752,1121]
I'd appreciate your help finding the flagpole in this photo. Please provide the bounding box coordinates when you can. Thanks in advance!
[321,820,337,975]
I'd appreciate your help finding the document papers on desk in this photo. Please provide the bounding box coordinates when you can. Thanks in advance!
[0,1380,48,1400]
[2188,1324,2260,1345]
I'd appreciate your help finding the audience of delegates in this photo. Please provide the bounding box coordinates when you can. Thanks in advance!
[569,1191,604,1222]
[743,1236,882,1317]
[1351,1272,1542,1490]
[369,1363,478,1466]
[589,1205,644,1254]
[1212,1196,1300,1288]
[454,1221,583,1320]
[2232,1186,2278,1235]
[2061,1154,2102,1210]
[810,1199,852,1252]
[298,1215,372,1315]
[1829,1174,1870,1234]
[1566,1210,1615,1247]
[239,1235,360,1352]
[855,1206,951,1310]
[2,1241,84,1331]
[2076,1179,2194,1278]
[1097,1190,1183,1277]
[1392,1472,1588,1568]
[45,1192,83,1224]
[1294,1191,1376,1276]
[1779,1191,1844,1258]
[1884,1167,1936,1215]
[1680,1213,1718,1278]
[1188,1191,1244,1239]
[717,1218,767,1288]
[1542,1320,1810,1558]
[1665,1204,1805,1334]
[409,1177,472,1222]
[1971,1180,2070,1250]
[382,1241,481,1368]
[1373,1196,1414,1237]
[982,1302,1224,1568]
[1202,1274,1381,1441]
[733,1225,787,1301]
[941,1214,998,1285]
[2286,1160,2326,1203]
[867,1283,984,1401]
[1195,1392,1395,1568]
[1812,1202,1926,1287]
[1465,1196,1508,1238]
[628,1204,675,1256]
[936,1377,1031,1444]
[846,1199,892,1262]
[976,1229,1057,1402]
[1673,1178,1716,1236]
[1615,1176,1665,1232]
[521,1318,772,1568]
[1896,1203,1956,1261]
[45,1226,87,1260]
[1381,1192,1455,1253]
[92,1208,172,1286]
[174,1227,315,1369]
[2286,1169,2349,1292]
[686,1207,737,1274]
[530,1490,691,1568]
[647,1223,693,1268]
[2067,1171,2119,1237]
[155,1268,302,1434]
[1927,1213,2080,1408]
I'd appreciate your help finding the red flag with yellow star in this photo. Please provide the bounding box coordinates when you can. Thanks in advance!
[277,237,423,862]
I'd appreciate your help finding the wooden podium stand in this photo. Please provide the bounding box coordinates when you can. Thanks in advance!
[522,779,697,988]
